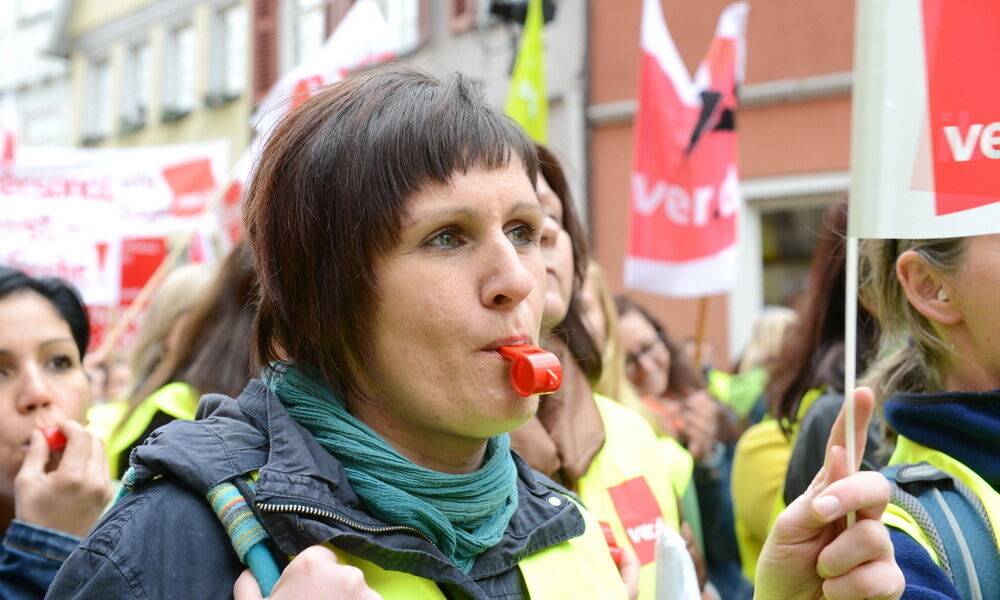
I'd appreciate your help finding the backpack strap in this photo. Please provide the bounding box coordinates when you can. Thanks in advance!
[883,462,1000,600]
[117,467,283,597]
[207,476,283,597]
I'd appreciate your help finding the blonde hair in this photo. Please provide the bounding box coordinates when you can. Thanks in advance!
[126,263,215,406]
[588,262,665,433]
[737,306,797,375]
[858,237,967,402]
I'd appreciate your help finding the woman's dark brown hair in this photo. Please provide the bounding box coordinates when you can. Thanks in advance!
[244,65,539,402]
[767,197,879,433]
[613,294,703,397]
[537,145,602,382]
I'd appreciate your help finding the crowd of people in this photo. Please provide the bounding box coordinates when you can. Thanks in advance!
[1,64,995,599]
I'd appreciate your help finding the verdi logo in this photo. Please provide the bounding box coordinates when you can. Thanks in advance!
[942,122,1000,162]
[922,0,1000,215]
[606,476,663,566]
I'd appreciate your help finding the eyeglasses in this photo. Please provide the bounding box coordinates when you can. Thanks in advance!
[625,335,664,372]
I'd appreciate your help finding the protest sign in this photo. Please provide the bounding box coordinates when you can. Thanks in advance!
[0,140,228,348]
[850,0,1000,239]
[626,0,748,298]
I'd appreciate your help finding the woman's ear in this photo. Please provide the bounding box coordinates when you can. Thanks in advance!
[896,250,962,325]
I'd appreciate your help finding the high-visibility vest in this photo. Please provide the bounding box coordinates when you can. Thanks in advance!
[576,394,682,600]
[86,401,129,442]
[658,436,703,555]
[105,382,200,477]
[733,388,822,582]
[882,435,1000,567]
[320,498,628,599]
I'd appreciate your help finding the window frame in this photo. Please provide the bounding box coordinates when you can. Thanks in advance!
[162,20,198,122]
[208,0,248,107]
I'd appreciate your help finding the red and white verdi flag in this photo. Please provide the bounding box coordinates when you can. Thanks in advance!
[626,0,748,298]
[850,0,1000,239]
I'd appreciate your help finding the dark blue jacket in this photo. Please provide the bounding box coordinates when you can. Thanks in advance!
[883,389,1000,600]
[1,520,81,599]
[46,380,588,599]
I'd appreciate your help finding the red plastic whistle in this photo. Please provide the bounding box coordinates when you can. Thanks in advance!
[39,425,67,452]
[496,345,562,397]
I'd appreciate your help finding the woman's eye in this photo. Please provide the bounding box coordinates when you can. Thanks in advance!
[507,224,537,246]
[426,229,462,248]
[49,355,73,370]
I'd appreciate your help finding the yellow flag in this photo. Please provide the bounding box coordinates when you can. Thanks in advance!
[505,0,547,143]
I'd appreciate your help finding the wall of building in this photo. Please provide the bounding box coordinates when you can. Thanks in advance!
[396,0,589,218]
[0,0,73,146]
[588,0,856,366]
[64,0,251,162]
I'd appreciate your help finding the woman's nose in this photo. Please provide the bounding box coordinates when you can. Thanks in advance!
[482,242,535,310]
[539,215,559,251]
[16,365,55,414]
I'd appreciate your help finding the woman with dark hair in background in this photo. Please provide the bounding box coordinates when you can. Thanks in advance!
[0,267,112,599]
[771,199,883,504]
[510,145,684,599]
[50,66,901,600]
[730,197,882,584]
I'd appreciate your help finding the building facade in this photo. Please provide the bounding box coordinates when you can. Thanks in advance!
[589,0,854,364]
[0,0,73,147]
[47,0,854,366]
[251,0,589,214]
[53,0,252,158]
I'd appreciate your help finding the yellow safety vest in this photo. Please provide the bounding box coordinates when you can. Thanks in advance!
[883,435,1000,567]
[733,388,822,582]
[576,394,681,600]
[320,498,627,599]
[105,382,200,477]
[86,401,129,442]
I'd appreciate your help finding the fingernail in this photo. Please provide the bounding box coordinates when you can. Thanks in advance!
[813,495,842,521]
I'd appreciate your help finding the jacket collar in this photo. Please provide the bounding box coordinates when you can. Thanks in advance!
[886,389,1000,490]
[131,379,586,592]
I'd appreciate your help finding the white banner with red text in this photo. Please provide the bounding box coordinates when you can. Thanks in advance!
[0,140,228,348]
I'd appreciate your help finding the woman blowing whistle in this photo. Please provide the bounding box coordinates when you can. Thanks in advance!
[48,65,901,600]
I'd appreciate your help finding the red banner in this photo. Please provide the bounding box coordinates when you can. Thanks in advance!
[922,0,1000,216]
[626,1,748,298]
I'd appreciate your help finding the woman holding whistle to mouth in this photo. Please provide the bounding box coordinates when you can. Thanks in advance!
[0,268,112,599]
[51,66,900,600]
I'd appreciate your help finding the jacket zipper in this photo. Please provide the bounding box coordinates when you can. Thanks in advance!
[256,501,437,547]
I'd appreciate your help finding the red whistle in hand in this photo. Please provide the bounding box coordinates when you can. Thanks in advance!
[497,345,562,397]
[39,425,67,452]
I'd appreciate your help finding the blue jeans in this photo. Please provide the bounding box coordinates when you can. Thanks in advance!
[1,520,82,600]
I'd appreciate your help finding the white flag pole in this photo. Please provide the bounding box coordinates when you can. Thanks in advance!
[843,235,859,527]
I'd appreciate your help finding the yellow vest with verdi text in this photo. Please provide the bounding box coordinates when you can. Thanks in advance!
[882,435,1000,567]
[576,394,681,600]
[320,498,627,599]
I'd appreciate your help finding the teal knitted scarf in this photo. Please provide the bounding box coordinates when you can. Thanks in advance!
[264,364,519,572]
